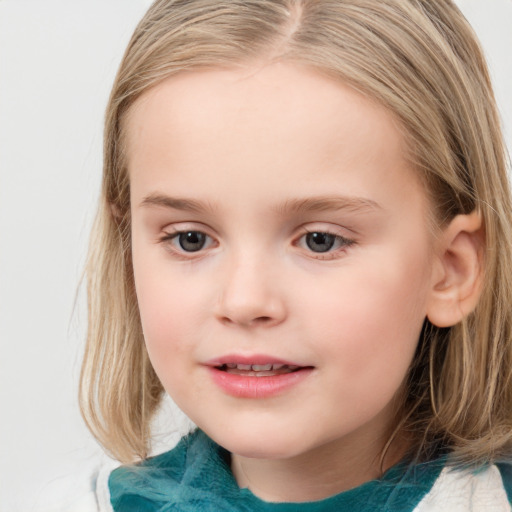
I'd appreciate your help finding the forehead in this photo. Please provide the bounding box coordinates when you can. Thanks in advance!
[125,62,424,214]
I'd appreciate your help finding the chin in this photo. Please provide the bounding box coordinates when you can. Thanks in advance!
[204,424,311,460]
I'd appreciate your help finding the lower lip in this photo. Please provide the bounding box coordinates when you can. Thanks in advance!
[207,367,313,398]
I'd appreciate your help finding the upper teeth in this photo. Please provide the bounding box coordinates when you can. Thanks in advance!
[224,363,297,371]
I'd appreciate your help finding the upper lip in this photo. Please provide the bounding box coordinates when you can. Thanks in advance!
[204,354,306,367]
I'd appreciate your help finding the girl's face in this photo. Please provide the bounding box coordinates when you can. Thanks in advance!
[128,63,437,468]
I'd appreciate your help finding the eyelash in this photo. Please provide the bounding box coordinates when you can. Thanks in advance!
[158,228,356,260]
[298,229,356,260]
[158,230,217,260]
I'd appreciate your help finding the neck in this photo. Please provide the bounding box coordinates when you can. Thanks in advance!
[230,424,407,503]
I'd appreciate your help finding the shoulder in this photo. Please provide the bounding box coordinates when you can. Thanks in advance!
[498,463,512,504]
[95,460,120,512]
[108,429,236,511]
[33,458,120,512]
[109,428,207,488]
[414,463,512,512]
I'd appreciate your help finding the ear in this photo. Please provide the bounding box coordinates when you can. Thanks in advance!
[426,211,484,328]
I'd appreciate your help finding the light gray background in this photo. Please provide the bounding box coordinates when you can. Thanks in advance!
[1,1,511,511]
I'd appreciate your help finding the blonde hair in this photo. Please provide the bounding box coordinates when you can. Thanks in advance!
[80,0,512,466]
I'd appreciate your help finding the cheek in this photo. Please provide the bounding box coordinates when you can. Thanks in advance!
[135,278,203,404]
[300,252,431,383]
[138,286,201,355]
[132,247,202,369]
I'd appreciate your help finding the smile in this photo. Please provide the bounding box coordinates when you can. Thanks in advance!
[215,363,302,377]
[206,356,314,398]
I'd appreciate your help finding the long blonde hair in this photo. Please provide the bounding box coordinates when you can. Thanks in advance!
[80,0,512,465]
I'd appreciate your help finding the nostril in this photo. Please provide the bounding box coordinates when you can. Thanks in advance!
[252,316,273,324]
[219,315,274,326]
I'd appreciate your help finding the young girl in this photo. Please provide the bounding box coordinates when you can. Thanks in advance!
[80,0,512,510]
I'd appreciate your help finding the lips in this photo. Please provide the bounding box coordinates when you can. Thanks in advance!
[215,363,302,377]
[205,355,313,398]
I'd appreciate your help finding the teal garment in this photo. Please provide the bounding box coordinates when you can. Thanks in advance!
[498,463,512,504]
[109,429,444,512]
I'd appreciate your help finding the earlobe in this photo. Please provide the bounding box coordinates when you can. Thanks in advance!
[426,211,484,328]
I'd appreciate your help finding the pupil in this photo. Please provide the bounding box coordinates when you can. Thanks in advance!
[179,231,206,252]
[306,232,335,253]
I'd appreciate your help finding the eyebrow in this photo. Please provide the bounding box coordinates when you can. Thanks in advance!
[274,196,382,215]
[140,194,217,214]
[139,193,381,215]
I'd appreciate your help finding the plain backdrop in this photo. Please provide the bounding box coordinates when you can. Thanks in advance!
[0,1,511,511]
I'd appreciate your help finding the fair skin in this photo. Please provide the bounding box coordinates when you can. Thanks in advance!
[127,62,482,502]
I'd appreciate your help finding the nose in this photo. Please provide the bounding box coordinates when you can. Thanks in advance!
[214,253,287,328]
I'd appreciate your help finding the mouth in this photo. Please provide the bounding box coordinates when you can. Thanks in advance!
[206,356,314,398]
[214,363,304,377]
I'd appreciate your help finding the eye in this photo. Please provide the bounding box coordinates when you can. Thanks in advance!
[161,230,214,253]
[305,232,336,252]
[177,231,207,252]
[298,230,355,254]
